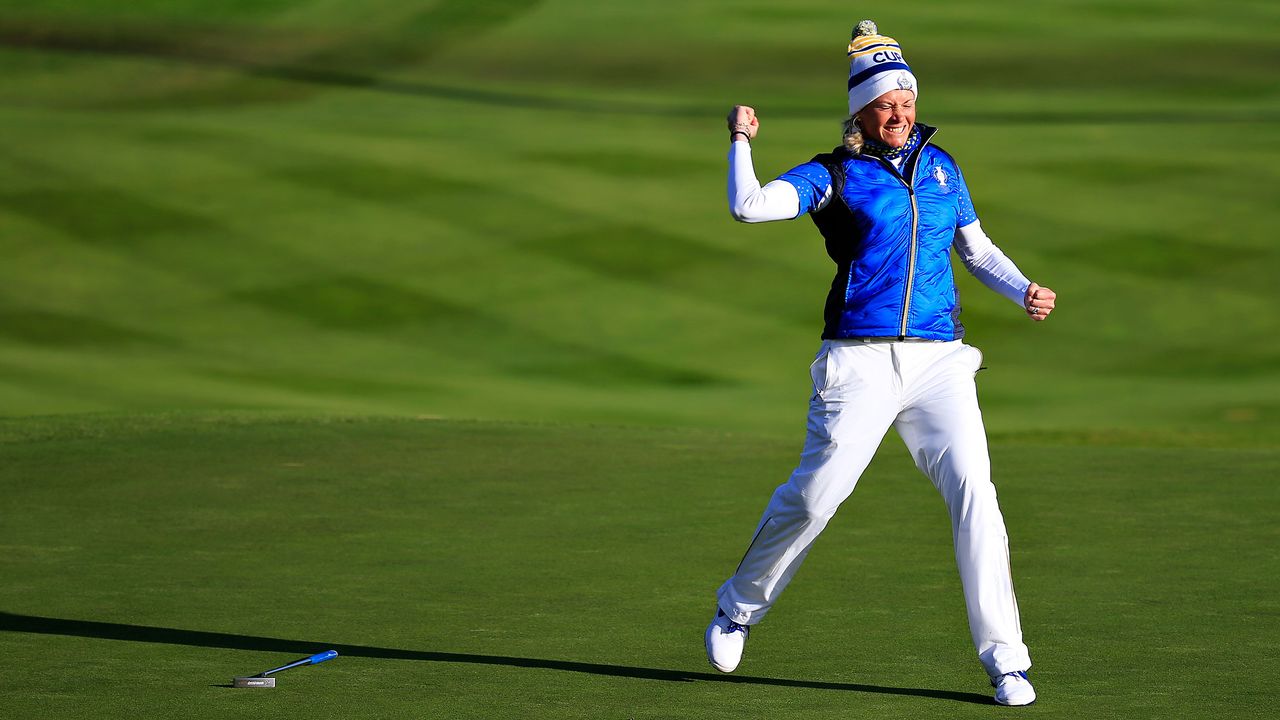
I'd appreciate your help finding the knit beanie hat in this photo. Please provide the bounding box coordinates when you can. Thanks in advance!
[846,20,918,115]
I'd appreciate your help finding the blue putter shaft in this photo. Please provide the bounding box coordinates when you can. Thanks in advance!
[257,650,339,677]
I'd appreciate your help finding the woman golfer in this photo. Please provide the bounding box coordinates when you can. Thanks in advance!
[705,20,1055,707]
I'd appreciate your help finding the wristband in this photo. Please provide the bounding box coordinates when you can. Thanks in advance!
[730,130,751,142]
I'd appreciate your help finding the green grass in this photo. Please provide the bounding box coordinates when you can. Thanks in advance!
[0,1,1277,717]
[0,0,1276,439]
[1,414,1276,718]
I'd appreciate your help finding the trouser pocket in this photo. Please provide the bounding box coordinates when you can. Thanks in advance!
[968,344,985,373]
[809,345,832,398]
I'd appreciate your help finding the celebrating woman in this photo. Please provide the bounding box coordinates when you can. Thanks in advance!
[704,20,1055,707]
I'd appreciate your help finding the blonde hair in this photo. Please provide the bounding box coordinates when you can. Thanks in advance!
[841,115,864,153]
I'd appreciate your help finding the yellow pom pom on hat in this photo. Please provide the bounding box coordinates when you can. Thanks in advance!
[846,19,918,115]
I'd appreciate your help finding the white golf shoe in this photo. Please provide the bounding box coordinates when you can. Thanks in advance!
[993,670,1036,706]
[704,609,749,673]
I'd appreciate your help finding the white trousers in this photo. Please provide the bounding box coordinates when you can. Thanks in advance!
[716,339,1032,678]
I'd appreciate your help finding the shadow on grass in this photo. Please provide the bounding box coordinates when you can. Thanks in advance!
[1,611,991,705]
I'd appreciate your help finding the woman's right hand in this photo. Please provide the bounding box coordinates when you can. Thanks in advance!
[727,105,759,142]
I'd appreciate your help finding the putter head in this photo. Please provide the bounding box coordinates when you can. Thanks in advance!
[233,676,276,688]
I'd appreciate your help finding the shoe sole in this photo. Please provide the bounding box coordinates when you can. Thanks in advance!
[707,657,737,673]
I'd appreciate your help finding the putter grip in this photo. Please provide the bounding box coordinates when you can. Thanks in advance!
[309,650,339,664]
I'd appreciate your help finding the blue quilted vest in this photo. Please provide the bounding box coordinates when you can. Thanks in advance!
[807,124,968,341]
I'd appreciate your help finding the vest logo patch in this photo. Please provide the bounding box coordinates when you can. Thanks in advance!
[932,165,952,193]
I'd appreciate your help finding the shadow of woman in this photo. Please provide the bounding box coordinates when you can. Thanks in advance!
[1,611,992,704]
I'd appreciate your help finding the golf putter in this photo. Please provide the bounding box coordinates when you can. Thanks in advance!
[233,650,338,688]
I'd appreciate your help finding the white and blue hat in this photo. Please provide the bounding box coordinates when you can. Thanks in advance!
[846,20,918,115]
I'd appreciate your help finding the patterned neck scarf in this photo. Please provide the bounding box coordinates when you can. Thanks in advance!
[861,125,921,160]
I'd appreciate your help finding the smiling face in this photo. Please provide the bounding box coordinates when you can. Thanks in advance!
[855,89,917,148]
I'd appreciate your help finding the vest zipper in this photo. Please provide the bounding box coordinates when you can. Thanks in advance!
[888,130,933,339]
[874,158,920,340]
[900,187,919,339]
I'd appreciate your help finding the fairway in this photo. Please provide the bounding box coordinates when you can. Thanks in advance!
[1,414,1275,719]
[1,0,1278,718]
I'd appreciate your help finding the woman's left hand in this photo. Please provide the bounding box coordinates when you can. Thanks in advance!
[1024,282,1056,321]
